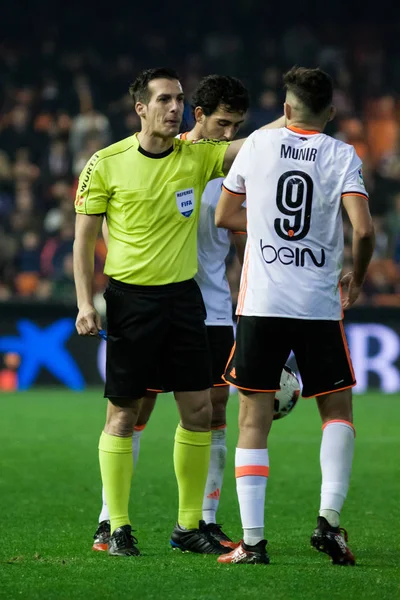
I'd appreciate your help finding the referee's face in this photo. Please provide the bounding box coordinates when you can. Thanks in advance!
[144,78,184,139]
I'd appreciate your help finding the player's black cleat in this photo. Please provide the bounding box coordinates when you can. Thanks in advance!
[92,520,110,552]
[107,525,140,557]
[170,520,231,554]
[203,523,239,549]
[311,516,356,566]
[218,539,270,564]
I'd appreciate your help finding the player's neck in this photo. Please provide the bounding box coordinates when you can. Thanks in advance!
[287,121,323,133]
[137,131,174,154]
[185,125,203,141]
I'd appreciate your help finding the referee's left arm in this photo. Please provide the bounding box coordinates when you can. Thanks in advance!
[222,115,285,174]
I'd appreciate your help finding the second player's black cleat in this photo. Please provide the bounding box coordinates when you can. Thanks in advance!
[203,523,239,549]
[107,525,141,557]
[92,520,110,551]
[170,520,231,554]
[311,516,356,566]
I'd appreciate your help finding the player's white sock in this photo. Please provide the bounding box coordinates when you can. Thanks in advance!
[132,425,145,467]
[98,426,145,523]
[319,420,355,528]
[235,447,269,546]
[202,427,227,524]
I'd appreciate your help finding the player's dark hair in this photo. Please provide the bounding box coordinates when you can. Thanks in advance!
[283,67,333,115]
[129,68,180,104]
[191,75,250,116]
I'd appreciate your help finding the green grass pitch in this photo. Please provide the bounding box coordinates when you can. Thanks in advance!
[0,390,399,599]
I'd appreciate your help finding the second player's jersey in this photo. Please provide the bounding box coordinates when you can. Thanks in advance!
[223,126,368,320]
[195,177,233,326]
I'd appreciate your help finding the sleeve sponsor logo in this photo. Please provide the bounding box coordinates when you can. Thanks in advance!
[79,153,99,194]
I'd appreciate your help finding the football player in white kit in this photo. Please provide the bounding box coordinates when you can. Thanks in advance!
[216,67,375,566]
[93,75,251,550]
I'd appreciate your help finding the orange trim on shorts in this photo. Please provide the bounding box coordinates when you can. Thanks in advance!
[232,230,246,235]
[222,184,246,197]
[235,465,270,478]
[134,424,146,432]
[341,192,368,201]
[224,341,236,374]
[322,419,355,434]
[211,424,227,430]
[286,125,321,135]
[302,383,356,398]
[213,382,230,387]
[147,388,163,393]
[340,321,356,380]
[222,374,279,394]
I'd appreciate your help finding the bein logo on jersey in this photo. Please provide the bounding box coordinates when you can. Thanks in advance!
[260,239,326,268]
[176,188,195,217]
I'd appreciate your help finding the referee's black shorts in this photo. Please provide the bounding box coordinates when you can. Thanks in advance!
[223,316,356,398]
[104,278,212,400]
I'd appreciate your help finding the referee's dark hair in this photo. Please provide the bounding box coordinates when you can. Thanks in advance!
[283,67,333,115]
[129,68,180,104]
[191,75,249,116]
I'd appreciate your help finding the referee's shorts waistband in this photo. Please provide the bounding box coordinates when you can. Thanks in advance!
[108,277,196,294]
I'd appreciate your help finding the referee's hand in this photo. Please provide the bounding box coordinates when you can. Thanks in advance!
[76,304,102,336]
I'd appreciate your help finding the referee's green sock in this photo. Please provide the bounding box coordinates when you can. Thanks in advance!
[99,431,133,534]
[174,424,211,530]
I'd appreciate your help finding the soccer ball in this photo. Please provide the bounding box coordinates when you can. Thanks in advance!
[273,365,300,420]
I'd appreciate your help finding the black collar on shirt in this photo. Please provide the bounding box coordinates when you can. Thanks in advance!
[138,145,174,159]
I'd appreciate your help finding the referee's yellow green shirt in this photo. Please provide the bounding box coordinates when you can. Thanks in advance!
[75,134,229,285]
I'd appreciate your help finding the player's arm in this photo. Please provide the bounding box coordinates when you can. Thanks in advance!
[215,186,247,232]
[232,232,247,266]
[102,217,109,249]
[73,214,103,335]
[341,195,375,309]
[222,115,285,174]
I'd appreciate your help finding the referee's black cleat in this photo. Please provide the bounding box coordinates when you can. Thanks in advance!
[218,539,270,564]
[170,520,231,554]
[203,522,239,550]
[107,525,140,557]
[92,520,110,552]
[311,516,356,566]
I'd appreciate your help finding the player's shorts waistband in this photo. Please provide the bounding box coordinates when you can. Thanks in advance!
[109,277,196,295]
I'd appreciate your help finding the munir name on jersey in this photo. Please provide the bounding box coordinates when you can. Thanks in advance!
[280,144,318,162]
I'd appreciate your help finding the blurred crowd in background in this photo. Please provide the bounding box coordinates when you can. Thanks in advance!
[0,5,399,308]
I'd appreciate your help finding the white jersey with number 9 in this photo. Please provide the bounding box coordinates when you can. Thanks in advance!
[223,126,368,321]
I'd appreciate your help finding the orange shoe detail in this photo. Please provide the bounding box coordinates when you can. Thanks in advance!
[92,542,108,552]
[220,540,240,550]
[207,488,221,500]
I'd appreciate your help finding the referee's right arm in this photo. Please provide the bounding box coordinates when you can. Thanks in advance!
[73,152,109,336]
[73,214,103,335]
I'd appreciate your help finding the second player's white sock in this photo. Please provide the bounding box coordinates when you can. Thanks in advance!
[235,447,269,546]
[132,426,145,467]
[202,427,227,524]
[319,420,355,527]
[98,426,145,523]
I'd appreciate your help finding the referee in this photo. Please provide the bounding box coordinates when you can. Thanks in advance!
[73,67,280,557]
